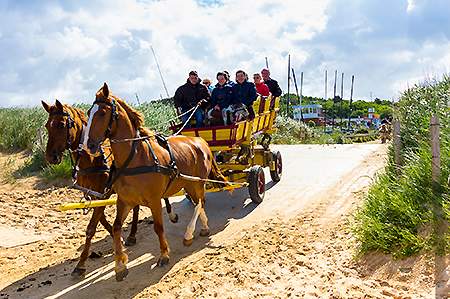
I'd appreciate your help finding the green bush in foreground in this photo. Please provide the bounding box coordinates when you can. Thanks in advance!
[354,76,450,257]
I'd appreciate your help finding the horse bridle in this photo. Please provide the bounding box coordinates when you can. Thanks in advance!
[50,108,111,181]
[49,110,75,150]
[90,98,119,140]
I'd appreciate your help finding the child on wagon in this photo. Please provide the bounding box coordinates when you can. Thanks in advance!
[207,72,234,126]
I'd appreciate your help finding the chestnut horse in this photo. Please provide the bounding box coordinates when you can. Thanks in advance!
[85,83,226,281]
[42,100,142,278]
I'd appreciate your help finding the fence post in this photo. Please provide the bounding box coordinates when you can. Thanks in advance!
[430,114,440,186]
[393,118,402,170]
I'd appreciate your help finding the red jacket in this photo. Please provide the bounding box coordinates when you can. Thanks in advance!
[255,82,270,96]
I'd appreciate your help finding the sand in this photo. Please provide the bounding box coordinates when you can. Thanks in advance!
[0,144,447,299]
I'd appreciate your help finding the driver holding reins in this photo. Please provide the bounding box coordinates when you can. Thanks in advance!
[173,70,210,128]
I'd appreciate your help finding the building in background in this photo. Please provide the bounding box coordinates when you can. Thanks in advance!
[292,104,324,124]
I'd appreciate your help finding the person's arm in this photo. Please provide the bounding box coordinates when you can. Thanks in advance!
[272,79,282,97]
[210,89,217,107]
[249,82,257,104]
[199,85,211,109]
[173,87,182,109]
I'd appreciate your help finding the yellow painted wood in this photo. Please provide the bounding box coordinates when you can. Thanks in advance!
[236,122,245,140]
[181,131,196,137]
[218,164,248,171]
[216,128,231,140]
[264,98,271,111]
[198,130,213,141]
[274,97,280,109]
[252,96,261,113]
[59,198,117,211]
[210,145,237,151]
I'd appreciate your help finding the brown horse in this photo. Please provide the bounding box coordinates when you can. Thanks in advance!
[42,100,142,278]
[85,83,226,281]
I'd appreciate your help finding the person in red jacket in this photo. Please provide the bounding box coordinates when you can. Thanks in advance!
[253,73,270,96]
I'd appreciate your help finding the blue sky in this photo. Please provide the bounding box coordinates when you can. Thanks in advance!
[1,0,450,107]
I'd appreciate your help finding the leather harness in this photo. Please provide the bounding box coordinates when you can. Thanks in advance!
[91,99,179,195]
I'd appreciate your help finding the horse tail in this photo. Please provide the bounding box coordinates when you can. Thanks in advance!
[209,157,227,188]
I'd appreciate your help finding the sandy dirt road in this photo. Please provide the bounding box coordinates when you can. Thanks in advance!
[0,144,447,298]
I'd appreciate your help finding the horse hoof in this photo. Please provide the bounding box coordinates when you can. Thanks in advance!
[115,268,129,282]
[183,238,193,247]
[125,236,136,247]
[157,256,170,267]
[71,267,86,278]
[170,214,179,223]
[200,228,210,237]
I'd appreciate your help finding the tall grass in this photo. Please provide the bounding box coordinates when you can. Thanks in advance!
[1,99,178,179]
[354,76,450,257]
[0,107,47,151]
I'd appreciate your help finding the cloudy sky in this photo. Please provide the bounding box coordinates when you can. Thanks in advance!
[1,0,450,107]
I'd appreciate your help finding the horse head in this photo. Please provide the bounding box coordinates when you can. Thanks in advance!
[84,83,120,156]
[42,99,85,164]
[85,83,148,156]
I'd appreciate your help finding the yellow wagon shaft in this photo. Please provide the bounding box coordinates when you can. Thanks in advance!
[59,198,117,211]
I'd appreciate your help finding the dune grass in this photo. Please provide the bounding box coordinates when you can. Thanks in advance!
[353,76,450,257]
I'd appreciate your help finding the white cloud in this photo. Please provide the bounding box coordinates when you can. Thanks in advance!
[407,0,416,13]
[1,0,450,107]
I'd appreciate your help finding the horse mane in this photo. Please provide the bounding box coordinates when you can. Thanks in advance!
[113,96,155,137]
[64,104,87,125]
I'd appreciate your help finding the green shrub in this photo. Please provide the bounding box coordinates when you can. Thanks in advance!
[272,116,314,144]
[41,153,72,181]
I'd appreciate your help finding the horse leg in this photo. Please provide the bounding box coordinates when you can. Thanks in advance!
[198,197,210,237]
[72,207,104,278]
[125,205,139,246]
[182,185,206,246]
[99,211,113,236]
[113,199,132,281]
[150,200,170,267]
[164,198,178,223]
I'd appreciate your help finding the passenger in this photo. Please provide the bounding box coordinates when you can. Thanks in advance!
[202,78,214,94]
[173,70,210,128]
[253,73,270,96]
[261,68,282,97]
[228,70,257,121]
[223,70,236,87]
[207,72,234,126]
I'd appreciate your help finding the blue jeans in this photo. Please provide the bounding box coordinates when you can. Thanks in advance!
[181,108,204,128]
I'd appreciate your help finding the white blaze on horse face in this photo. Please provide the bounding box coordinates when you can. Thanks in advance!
[83,104,99,150]
[184,202,202,241]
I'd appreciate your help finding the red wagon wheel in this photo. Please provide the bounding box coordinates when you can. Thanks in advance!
[270,150,282,182]
[248,165,265,204]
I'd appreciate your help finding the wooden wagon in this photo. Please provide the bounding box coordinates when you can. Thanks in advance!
[169,95,283,203]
